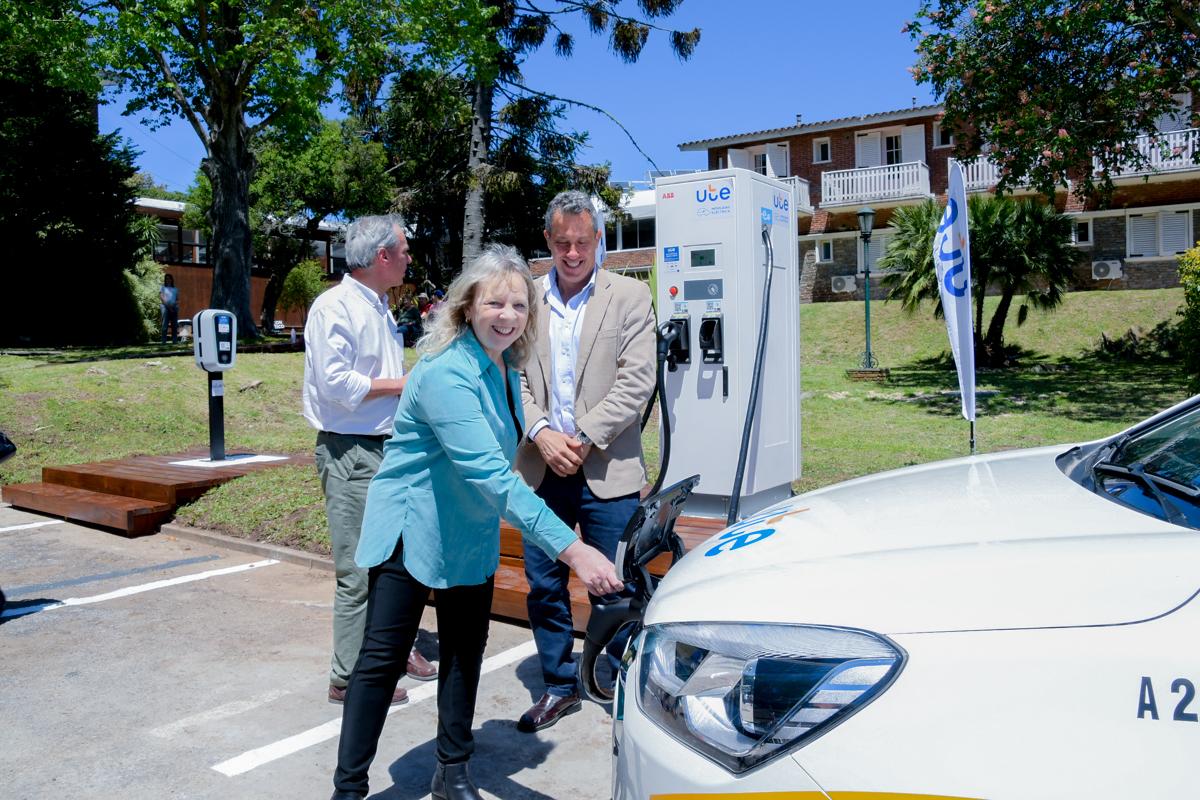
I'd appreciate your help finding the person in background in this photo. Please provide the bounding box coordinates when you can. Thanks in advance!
[397,297,422,347]
[302,215,437,709]
[159,274,179,344]
[514,190,656,732]
[427,288,447,318]
[329,244,623,800]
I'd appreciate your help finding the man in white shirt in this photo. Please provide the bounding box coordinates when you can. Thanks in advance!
[515,191,657,731]
[302,215,436,706]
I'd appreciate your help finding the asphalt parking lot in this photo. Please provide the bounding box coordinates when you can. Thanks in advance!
[0,503,614,800]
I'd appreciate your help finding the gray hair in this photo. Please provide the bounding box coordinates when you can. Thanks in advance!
[416,243,539,367]
[344,214,407,270]
[544,190,601,234]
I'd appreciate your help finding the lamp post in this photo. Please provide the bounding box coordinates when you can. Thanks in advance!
[857,206,877,369]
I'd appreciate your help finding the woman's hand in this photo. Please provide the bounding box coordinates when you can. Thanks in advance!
[558,540,625,596]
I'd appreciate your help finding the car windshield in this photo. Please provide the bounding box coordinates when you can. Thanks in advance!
[1110,406,1200,491]
[1084,404,1200,529]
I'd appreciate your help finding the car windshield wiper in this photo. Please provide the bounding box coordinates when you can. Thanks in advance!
[1091,460,1190,527]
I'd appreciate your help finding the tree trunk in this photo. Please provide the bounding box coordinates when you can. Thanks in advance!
[461,77,493,270]
[982,288,1016,365]
[202,113,258,338]
[261,272,284,332]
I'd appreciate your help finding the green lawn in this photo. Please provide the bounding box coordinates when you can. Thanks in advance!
[0,287,1190,552]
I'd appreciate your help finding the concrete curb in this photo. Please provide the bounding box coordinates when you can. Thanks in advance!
[159,523,334,573]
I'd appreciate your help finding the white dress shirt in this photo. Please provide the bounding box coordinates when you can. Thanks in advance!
[529,267,597,441]
[302,274,405,436]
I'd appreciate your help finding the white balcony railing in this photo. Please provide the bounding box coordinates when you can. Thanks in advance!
[956,155,1003,192]
[821,161,930,206]
[778,175,813,213]
[1098,127,1200,179]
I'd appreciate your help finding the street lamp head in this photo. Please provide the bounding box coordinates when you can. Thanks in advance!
[857,206,875,240]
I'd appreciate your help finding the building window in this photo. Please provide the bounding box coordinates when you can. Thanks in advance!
[1074,220,1092,246]
[813,138,831,163]
[1127,210,1192,257]
[884,134,903,165]
[753,152,768,175]
[858,231,892,273]
[933,122,955,148]
[815,240,833,262]
[615,217,656,250]
[605,221,618,252]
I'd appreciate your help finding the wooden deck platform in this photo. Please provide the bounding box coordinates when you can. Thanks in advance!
[2,450,727,631]
[2,450,310,536]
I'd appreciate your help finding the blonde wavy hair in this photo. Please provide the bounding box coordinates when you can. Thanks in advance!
[415,243,540,366]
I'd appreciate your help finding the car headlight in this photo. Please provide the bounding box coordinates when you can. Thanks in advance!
[637,622,904,773]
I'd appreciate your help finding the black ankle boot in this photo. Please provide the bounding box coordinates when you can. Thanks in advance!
[431,761,482,800]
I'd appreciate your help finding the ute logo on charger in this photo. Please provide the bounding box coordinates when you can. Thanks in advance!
[696,183,732,202]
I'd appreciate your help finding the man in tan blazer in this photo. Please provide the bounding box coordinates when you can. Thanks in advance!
[514,190,657,732]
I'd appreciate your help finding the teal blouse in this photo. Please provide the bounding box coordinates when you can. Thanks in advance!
[355,331,577,588]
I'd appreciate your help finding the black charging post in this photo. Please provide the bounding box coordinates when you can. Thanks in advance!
[207,371,225,461]
[193,309,238,463]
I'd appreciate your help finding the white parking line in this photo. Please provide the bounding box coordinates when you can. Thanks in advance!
[0,520,60,534]
[211,638,540,777]
[149,688,293,739]
[0,559,280,619]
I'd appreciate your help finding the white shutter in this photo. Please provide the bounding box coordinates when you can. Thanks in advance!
[856,132,881,167]
[901,124,926,165]
[1161,210,1192,254]
[767,143,789,177]
[727,148,751,170]
[860,232,891,273]
[1128,214,1159,257]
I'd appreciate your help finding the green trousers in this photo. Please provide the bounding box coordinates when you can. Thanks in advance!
[315,431,385,688]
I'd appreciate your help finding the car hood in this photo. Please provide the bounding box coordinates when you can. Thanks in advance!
[646,446,1200,633]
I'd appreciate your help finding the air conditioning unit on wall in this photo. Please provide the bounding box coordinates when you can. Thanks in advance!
[1092,260,1124,280]
[831,275,857,293]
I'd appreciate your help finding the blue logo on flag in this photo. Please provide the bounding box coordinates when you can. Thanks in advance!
[936,198,968,298]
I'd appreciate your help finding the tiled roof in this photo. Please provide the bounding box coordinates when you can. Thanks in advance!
[530,248,655,278]
[678,104,944,150]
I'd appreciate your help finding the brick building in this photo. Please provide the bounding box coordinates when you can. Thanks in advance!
[673,97,1198,302]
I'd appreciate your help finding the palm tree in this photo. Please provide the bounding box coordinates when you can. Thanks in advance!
[879,195,1079,367]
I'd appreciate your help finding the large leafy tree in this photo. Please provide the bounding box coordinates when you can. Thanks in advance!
[908,0,1200,204]
[253,119,393,328]
[460,0,700,266]
[382,66,622,285]
[907,3,1200,205]
[0,53,145,346]
[182,117,392,329]
[12,1,496,337]
[880,196,1080,366]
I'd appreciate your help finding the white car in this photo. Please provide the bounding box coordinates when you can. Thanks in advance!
[612,395,1200,800]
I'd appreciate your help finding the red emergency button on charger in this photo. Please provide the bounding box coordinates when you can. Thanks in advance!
[668,285,679,298]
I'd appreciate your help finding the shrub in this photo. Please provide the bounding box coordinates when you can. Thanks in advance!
[278,259,327,322]
[1179,244,1200,392]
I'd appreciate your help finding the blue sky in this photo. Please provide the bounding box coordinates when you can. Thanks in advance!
[99,1,936,192]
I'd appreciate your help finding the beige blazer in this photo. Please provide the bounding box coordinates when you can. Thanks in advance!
[516,269,657,499]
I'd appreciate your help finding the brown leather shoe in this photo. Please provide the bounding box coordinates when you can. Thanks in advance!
[407,649,437,681]
[517,692,581,732]
[328,683,408,705]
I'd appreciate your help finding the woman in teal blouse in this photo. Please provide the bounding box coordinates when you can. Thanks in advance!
[330,244,623,800]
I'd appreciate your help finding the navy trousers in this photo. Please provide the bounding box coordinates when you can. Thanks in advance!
[524,470,638,697]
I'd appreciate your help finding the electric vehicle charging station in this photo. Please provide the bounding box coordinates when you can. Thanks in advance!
[654,168,801,520]
[192,309,237,461]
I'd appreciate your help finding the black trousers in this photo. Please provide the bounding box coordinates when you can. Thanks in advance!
[333,542,494,795]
